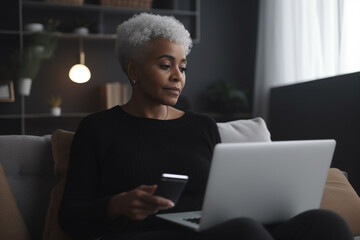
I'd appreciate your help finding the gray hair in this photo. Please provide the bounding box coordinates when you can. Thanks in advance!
[115,13,193,73]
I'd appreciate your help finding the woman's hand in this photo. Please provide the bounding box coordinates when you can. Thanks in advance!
[107,185,174,221]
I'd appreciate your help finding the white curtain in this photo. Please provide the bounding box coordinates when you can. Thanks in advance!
[253,0,347,120]
[339,0,360,73]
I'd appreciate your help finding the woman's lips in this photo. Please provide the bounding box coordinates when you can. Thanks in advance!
[164,87,181,96]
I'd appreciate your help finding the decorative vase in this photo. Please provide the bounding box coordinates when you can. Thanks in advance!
[17,78,32,96]
[50,107,61,116]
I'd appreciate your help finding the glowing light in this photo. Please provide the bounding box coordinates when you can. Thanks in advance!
[69,64,91,83]
[69,39,91,83]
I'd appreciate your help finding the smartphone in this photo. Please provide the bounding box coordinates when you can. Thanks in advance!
[154,173,188,204]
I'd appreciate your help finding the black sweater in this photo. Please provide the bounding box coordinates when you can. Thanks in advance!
[58,106,221,238]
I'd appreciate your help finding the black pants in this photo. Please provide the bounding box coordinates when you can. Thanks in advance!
[102,209,353,240]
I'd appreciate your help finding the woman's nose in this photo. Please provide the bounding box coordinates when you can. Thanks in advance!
[170,67,183,82]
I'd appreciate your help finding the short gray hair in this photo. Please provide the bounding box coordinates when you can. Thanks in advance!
[115,13,193,73]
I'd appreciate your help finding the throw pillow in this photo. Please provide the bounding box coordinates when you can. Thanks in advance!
[0,163,31,240]
[51,129,75,179]
[217,117,271,143]
[42,179,73,240]
[42,129,75,240]
[321,168,360,236]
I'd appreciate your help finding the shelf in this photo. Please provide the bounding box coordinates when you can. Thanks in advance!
[0,30,21,35]
[0,112,89,119]
[22,1,198,17]
[0,30,31,35]
[0,30,116,40]
[54,32,117,40]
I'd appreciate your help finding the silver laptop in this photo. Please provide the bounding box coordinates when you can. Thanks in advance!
[156,140,335,232]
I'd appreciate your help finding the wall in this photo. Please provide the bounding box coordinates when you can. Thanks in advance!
[268,72,360,194]
[0,0,259,125]
[185,0,259,111]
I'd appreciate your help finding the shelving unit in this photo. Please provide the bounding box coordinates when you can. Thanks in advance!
[0,0,201,135]
[21,0,201,42]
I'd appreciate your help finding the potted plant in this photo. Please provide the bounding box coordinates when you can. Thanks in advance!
[29,32,57,59]
[9,47,44,96]
[47,96,62,116]
[29,18,59,59]
[205,80,249,115]
[9,18,59,96]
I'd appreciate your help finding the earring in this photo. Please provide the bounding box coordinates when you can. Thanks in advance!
[132,80,137,85]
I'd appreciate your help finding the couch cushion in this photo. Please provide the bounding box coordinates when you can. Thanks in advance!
[51,129,75,179]
[0,163,30,240]
[0,134,55,240]
[321,168,360,236]
[217,117,271,143]
[43,129,75,240]
[44,130,99,240]
[42,179,73,240]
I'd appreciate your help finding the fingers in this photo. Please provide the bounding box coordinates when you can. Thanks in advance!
[138,184,157,194]
[124,190,173,221]
[108,185,175,221]
[136,185,174,208]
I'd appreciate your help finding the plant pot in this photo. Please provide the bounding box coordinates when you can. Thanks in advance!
[73,27,89,35]
[17,78,32,96]
[33,45,45,54]
[50,107,61,116]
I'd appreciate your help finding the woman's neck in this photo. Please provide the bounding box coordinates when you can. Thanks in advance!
[121,100,169,120]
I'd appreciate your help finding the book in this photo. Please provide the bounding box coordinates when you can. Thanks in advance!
[100,82,131,110]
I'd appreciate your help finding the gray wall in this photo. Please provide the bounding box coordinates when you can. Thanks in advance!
[0,0,259,115]
[183,0,259,111]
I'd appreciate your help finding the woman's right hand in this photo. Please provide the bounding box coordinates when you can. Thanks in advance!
[107,185,174,221]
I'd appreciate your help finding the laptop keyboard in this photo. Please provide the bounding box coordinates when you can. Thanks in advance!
[183,217,201,224]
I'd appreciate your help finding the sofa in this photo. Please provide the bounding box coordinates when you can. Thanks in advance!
[1,118,360,240]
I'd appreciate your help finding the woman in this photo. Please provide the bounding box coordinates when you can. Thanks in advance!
[58,13,352,240]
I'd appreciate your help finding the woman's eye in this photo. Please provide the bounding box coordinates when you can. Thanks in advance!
[160,65,171,70]
[180,67,187,73]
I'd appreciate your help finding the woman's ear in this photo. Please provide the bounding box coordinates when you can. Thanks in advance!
[126,61,137,85]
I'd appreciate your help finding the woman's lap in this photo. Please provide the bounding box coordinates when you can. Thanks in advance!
[268,209,353,240]
[102,209,353,240]
[102,218,272,240]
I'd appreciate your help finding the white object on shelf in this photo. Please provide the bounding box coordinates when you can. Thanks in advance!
[17,78,32,96]
[24,23,44,32]
[73,27,89,35]
[50,107,61,116]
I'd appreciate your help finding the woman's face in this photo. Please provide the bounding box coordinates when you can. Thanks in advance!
[131,38,187,107]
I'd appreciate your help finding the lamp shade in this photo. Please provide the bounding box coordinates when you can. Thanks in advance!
[69,64,91,83]
[69,39,91,83]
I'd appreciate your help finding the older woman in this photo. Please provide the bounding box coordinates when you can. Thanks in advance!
[58,13,352,240]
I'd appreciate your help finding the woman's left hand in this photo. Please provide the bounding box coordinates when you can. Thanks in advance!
[107,185,174,221]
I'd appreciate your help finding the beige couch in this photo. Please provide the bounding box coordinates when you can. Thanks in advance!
[1,118,360,239]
